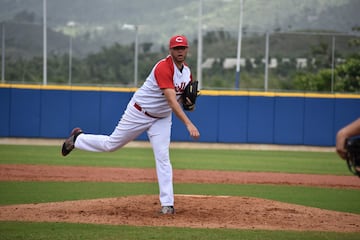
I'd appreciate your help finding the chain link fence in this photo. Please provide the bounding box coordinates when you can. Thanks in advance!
[1,1,359,93]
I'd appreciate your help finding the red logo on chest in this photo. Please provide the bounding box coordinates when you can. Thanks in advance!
[174,82,187,93]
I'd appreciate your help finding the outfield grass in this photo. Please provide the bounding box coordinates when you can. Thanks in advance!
[0,145,348,175]
[0,144,359,240]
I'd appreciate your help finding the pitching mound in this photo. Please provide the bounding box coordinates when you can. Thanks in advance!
[1,195,360,232]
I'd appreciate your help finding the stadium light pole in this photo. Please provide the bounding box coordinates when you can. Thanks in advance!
[43,0,47,85]
[68,33,72,85]
[264,31,269,91]
[67,21,76,85]
[235,0,243,90]
[1,22,5,83]
[197,0,203,90]
[121,24,139,87]
[331,35,335,93]
[134,25,139,88]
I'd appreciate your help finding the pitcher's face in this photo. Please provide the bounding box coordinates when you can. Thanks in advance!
[170,46,188,65]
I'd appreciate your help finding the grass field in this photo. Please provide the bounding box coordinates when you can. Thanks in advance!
[0,144,359,240]
[0,145,348,174]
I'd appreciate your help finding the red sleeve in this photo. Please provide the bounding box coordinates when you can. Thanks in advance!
[154,57,174,89]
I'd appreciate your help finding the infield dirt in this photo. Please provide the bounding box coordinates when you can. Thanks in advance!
[1,164,360,232]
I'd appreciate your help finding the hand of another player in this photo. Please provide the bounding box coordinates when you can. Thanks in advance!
[186,123,200,140]
[335,118,360,160]
[336,132,347,160]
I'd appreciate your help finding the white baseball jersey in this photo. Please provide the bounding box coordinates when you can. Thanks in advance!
[132,55,192,118]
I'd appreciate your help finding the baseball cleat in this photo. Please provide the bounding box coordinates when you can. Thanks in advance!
[61,128,83,156]
[160,206,175,214]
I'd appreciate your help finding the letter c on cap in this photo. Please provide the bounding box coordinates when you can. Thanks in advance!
[175,37,183,43]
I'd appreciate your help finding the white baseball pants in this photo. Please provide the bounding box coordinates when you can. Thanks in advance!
[74,101,174,207]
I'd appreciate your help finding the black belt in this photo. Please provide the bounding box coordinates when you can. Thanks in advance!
[134,103,158,118]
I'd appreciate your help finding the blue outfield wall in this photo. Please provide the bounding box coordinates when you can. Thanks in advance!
[1,84,359,146]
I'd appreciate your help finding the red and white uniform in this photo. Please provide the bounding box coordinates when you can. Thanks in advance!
[75,55,192,207]
[133,55,192,117]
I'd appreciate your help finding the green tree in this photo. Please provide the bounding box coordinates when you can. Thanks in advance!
[293,56,360,92]
[335,57,360,92]
[84,43,133,85]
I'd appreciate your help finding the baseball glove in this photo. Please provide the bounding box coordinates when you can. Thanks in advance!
[182,80,199,111]
[345,135,360,177]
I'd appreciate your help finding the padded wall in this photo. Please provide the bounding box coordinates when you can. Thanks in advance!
[1,86,359,146]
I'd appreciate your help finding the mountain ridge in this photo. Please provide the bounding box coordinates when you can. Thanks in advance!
[1,0,359,57]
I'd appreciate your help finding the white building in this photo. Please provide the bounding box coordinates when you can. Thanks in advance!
[222,58,246,69]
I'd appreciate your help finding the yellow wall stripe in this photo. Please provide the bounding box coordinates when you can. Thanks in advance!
[0,83,136,92]
[1,83,359,99]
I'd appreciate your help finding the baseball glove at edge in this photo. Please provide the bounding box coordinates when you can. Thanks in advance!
[182,80,199,111]
[345,135,360,177]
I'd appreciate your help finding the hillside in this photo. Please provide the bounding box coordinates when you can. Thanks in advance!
[0,0,359,57]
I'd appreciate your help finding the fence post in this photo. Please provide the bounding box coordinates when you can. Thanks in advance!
[1,22,5,83]
[264,31,269,91]
[331,35,336,93]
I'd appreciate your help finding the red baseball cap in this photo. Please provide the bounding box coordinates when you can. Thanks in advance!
[169,35,189,49]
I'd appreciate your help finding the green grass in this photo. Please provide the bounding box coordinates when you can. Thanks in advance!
[1,222,359,240]
[0,145,348,175]
[0,144,359,240]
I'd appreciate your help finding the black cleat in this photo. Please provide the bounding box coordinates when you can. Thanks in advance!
[61,128,82,156]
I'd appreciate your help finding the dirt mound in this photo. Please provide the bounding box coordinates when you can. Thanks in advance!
[1,195,359,232]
